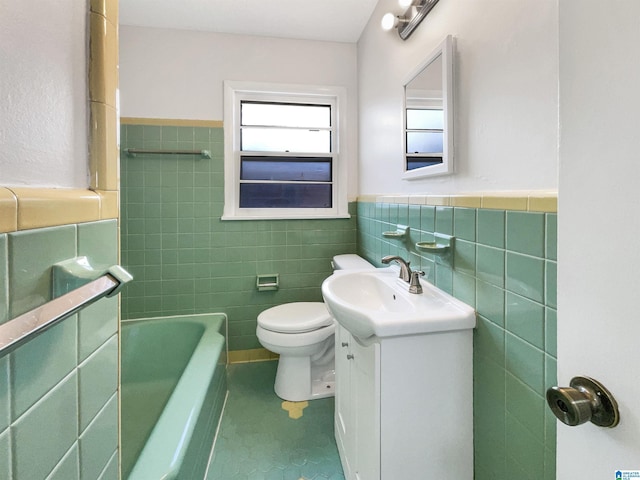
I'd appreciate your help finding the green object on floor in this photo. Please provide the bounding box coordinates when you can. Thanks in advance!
[207,361,345,480]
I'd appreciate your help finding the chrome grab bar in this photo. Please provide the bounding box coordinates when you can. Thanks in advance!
[0,265,132,358]
[125,148,211,159]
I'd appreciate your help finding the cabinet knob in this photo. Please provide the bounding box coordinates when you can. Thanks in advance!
[346,354,354,360]
[546,376,619,428]
[341,342,349,347]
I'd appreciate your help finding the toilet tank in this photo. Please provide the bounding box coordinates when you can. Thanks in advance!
[331,254,374,271]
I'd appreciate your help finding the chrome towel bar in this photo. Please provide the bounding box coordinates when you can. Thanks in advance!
[125,148,211,159]
[0,265,132,358]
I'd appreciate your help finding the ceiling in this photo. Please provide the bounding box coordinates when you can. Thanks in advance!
[118,0,380,43]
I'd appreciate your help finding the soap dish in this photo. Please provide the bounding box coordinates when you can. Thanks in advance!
[414,233,455,256]
[415,241,449,253]
[382,224,409,239]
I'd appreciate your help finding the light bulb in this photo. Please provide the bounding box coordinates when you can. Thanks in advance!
[381,13,398,31]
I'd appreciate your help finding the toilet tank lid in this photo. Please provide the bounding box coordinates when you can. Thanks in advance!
[332,254,374,270]
[257,302,333,333]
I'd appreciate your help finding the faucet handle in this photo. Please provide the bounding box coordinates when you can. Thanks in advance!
[409,270,424,294]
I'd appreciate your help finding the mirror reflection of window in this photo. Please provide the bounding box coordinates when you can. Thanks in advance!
[407,108,443,131]
[406,108,444,157]
[402,36,453,179]
[406,108,444,170]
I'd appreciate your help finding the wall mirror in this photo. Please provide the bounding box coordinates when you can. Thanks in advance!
[402,35,454,180]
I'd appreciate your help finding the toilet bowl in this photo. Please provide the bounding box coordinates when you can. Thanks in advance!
[256,254,374,402]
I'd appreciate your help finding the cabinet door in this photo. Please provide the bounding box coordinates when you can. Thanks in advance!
[335,325,354,478]
[352,336,380,480]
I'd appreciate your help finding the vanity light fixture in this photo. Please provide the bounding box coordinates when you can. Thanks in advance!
[398,0,422,7]
[382,0,441,40]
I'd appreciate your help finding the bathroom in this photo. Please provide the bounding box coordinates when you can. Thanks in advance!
[1,0,640,478]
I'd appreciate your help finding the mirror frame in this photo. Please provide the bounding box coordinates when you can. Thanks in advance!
[402,35,454,180]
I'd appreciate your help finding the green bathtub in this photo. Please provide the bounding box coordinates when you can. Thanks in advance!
[121,313,227,479]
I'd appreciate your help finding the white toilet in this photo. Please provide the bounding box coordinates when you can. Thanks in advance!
[256,254,374,401]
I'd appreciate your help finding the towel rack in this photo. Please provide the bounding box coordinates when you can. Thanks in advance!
[0,265,132,358]
[125,148,211,159]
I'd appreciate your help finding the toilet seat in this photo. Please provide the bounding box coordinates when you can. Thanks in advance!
[256,322,335,349]
[257,302,332,334]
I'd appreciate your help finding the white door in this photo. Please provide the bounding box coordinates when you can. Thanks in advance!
[557,1,640,476]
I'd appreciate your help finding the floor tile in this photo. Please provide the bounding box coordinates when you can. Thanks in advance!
[207,361,344,480]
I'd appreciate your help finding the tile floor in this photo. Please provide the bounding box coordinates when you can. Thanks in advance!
[206,361,345,480]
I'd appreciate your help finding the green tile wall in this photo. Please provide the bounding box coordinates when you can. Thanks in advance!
[0,220,119,480]
[357,201,557,480]
[120,124,357,350]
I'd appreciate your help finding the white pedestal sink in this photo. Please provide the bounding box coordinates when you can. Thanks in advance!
[322,266,475,339]
[322,266,476,480]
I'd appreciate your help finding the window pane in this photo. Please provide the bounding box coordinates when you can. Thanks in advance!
[406,156,443,171]
[241,102,331,128]
[406,132,443,154]
[240,183,332,208]
[241,127,331,153]
[241,156,331,182]
[406,109,444,130]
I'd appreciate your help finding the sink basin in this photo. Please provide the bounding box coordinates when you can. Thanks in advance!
[321,267,475,339]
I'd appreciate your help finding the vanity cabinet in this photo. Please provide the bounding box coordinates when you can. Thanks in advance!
[335,325,380,480]
[334,323,473,480]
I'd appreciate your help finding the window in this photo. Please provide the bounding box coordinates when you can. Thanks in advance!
[223,81,349,220]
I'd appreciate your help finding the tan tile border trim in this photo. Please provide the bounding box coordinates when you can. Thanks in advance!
[359,191,557,213]
[88,2,119,192]
[0,187,555,234]
[228,348,279,364]
[0,187,118,233]
[0,188,18,233]
[121,117,224,128]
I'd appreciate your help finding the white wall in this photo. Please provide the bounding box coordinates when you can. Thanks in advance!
[357,0,559,195]
[0,0,88,188]
[557,0,640,474]
[119,26,359,198]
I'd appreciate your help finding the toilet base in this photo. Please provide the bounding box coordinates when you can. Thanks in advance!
[311,366,335,399]
[274,355,335,402]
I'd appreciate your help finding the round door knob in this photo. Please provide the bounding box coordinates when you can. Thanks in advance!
[546,376,620,428]
[546,386,593,426]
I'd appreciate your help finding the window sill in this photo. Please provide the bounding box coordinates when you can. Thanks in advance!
[221,213,351,221]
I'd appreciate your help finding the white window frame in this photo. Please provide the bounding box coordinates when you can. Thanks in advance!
[222,80,349,220]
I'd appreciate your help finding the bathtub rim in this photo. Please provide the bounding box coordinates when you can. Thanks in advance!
[122,312,228,480]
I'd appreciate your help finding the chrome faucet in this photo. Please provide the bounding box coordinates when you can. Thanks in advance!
[381,255,412,282]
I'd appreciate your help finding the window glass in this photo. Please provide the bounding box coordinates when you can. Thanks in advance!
[237,100,333,209]
[241,156,332,182]
[241,128,331,153]
[241,102,331,128]
[239,183,332,208]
